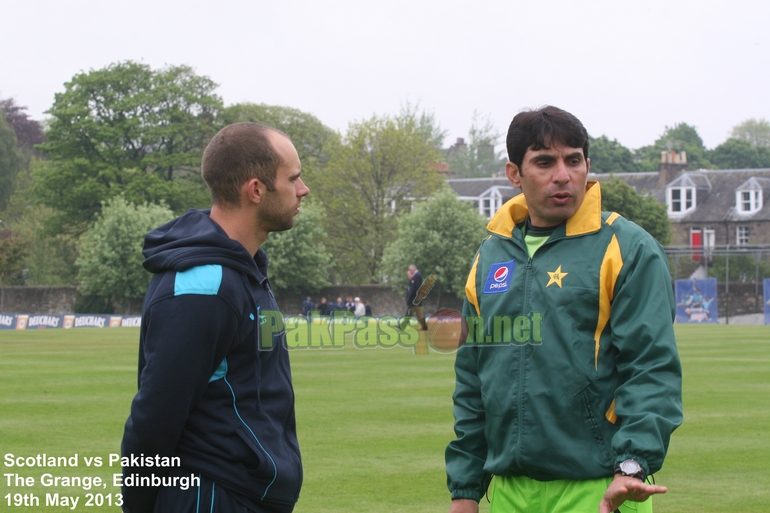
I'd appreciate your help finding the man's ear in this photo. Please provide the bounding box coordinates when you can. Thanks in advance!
[506,161,521,188]
[244,177,266,205]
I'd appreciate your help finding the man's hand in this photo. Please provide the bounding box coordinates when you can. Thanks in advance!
[449,498,479,513]
[599,474,668,513]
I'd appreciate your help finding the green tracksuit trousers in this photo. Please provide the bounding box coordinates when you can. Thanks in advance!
[489,475,654,513]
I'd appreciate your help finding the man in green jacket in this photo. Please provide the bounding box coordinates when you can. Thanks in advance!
[445,106,682,513]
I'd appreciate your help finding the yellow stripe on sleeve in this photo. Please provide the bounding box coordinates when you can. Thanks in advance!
[466,252,482,316]
[593,234,623,369]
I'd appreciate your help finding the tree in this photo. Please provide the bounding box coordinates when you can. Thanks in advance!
[446,112,506,178]
[316,111,445,283]
[380,187,488,300]
[708,254,770,283]
[600,177,671,245]
[635,123,712,171]
[0,111,25,212]
[34,61,222,232]
[401,102,447,151]
[261,201,332,295]
[0,228,30,286]
[76,196,173,309]
[0,162,79,285]
[0,97,46,152]
[221,103,338,185]
[730,118,770,148]
[709,138,770,169]
[588,135,640,174]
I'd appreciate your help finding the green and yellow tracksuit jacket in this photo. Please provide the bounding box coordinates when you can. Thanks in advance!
[445,181,683,502]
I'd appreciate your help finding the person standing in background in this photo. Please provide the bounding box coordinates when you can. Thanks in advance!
[301,296,314,317]
[406,264,423,307]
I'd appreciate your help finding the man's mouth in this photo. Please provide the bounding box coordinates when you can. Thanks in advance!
[551,192,572,204]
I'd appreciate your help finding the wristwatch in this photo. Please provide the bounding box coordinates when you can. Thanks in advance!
[615,459,646,481]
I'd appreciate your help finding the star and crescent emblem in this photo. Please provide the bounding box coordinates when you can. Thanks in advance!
[546,265,568,288]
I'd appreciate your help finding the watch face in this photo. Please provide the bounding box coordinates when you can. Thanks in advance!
[620,460,642,474]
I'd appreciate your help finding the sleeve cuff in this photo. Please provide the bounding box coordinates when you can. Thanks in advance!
[450,489,483,502]
[614,454,650,477]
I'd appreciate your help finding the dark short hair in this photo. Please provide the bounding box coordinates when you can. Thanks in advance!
[506,106,589,171]
[201,122,285,206]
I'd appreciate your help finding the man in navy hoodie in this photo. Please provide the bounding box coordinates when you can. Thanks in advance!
[121,123,309,513]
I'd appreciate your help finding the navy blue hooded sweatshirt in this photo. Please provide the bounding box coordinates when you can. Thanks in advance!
[121,209,301,513]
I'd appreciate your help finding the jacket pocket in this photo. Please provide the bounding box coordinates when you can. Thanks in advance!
[235,425,276,483]
[578,387,614,463]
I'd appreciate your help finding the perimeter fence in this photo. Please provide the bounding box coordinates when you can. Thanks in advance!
[665,244,770,320]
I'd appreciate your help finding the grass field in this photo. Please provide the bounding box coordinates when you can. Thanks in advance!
[1,324,768,512]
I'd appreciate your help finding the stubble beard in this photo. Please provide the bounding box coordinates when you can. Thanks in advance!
[260,203,296,235]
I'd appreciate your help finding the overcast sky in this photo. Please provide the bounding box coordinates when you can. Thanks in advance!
[2,0,769,151]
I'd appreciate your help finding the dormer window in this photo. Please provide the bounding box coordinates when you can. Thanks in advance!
[738,190,760,212]
[735,177,764,214]
[478,186,504,218]
[666,172,708,217]
[667,186,695,215]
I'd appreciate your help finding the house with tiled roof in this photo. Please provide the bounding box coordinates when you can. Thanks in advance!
[446,153,770,249]
[656,168,770,246]
[589,153,770,247]
[446,176,517,218]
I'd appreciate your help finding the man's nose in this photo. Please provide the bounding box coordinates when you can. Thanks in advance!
[553,160,570,182]
[297,178,310,197]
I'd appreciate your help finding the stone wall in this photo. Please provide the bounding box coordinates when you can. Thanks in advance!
[0,284,464,318]
[671,220,770,246]
[276,284,464,318]
[715,282,767,317]
[0,286,78,314]
[1,283,766,320]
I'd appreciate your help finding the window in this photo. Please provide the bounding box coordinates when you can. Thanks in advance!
[666,172,708,217]
[480,198,493,218]
[736,189,762,214]
[480,197,503,218]
[667,186,695,215]
[478,187,504,218]
[737,225,750,245]
[735,177,766,214]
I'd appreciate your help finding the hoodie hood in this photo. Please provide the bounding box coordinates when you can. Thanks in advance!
[143,208,266,281]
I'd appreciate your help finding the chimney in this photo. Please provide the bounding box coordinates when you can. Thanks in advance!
[478,142,494,161]
[658,150,689,188]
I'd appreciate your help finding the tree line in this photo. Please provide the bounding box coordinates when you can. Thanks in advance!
[589,120,770,174]
[1,61,768,312]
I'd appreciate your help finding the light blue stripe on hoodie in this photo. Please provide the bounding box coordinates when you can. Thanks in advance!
[175,265,223,296]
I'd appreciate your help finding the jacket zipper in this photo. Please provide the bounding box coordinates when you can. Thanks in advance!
[511,229,568,469]
[515,255,533,467]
